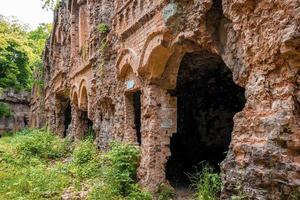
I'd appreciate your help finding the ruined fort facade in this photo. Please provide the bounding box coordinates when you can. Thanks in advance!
[30,0,300,198]
[0,90,30,134]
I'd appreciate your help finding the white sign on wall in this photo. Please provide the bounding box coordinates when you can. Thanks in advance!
[126,80,135,90]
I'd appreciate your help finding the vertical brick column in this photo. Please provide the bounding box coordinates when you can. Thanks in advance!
[138,84,177,192]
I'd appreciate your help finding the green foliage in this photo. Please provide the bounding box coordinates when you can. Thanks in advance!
[156,184,175,200]
[69,139,102,179]
[0,129,71,199]
[0,16,51,91]
[0,102,11,117]
[103,142,140,195]
[190,165,222,200]
[97,23,109,34]
[0,129,152,199]
[89,142,151,199]
[16,129,70,159]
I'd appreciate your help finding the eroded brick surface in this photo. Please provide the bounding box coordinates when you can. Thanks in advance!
[30,0,300,198]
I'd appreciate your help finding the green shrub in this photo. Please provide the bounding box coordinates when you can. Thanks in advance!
[97,23,109,34]
[89,181,123,200]
[102,142,140,196]
[0,129,152,200]
[69,139,102,179]
[126,184,152,200]
[0,102,12,117]
[15,129,70,159]
[156,183,175,200]
[190,165,221,200]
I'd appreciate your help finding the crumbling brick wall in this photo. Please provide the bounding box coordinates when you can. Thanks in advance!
[31,0,300,198]
[0,90,30,134]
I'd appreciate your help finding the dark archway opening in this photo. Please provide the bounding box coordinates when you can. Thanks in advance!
[23,116,28,127]
[166,51,246,187]
[63,101,72,137]
[80,110,95,139]
[133,91,142,145]
[125,90,142,145]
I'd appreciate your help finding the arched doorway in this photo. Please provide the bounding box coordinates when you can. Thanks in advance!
[166,51,246,187]
[78,85,94,139]
[55,93,72,137]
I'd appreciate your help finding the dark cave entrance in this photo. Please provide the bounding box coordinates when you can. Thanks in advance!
[80,110,95,139]
[63,101,72,137]
[166,51,246,186]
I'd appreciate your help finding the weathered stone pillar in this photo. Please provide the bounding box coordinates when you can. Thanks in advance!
[71,105,86,140]
[221,68,300,199]
[138,84,177,192]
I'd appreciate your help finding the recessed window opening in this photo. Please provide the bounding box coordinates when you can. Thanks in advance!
[125,91,142,145]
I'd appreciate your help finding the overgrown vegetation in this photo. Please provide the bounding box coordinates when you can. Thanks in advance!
[0,15,51,92]
[97,23,109,34]
[0,102,11,117]
[0,129,152,199]
[190,165,222,200]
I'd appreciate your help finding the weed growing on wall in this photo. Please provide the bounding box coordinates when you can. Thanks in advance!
[97,23,109,34]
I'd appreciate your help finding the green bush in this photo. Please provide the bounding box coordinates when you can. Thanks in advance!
[69,139,102,179]
[89,181,123,200]
[0,102,12,117]
[190,165,221,200]
[97,23,109,34]
[15,129,70,159]
[156,183,175,200]
[0,129,153,200]
[103,142,140,196]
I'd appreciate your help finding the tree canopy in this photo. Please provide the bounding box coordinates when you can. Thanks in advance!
[0,16,52,91]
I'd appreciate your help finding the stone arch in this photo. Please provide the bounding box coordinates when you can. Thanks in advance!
[138,32,172,79]
[156,39,203,89]
[71,85,79,106]
[72,91,79,107]
[116,48,138,79]
[164,50,246,188]
[79,79,90,111]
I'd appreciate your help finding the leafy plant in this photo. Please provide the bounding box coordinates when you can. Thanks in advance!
[97,23,109,34]
[16,128,70,159]
[0,129,152,199]
[156,183,175,200]
[69,139,101,179]
[102,142,140,196]
[0,102,12,117]
[190,165,221,200]
[0,16,51,91]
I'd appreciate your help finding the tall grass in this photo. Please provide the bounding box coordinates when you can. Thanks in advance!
[190,165,222,200]
[0,129,152,199]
